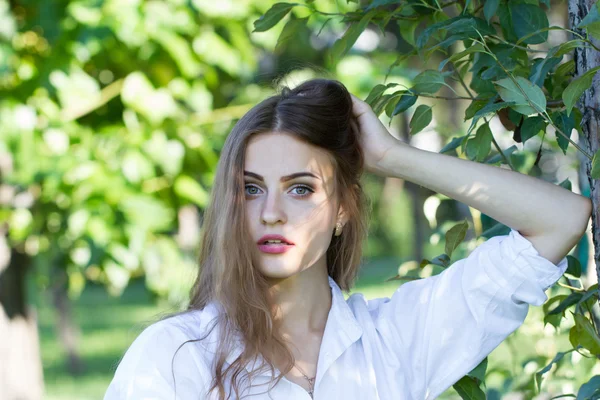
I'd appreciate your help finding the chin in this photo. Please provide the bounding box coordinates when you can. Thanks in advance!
[259,264,302,280]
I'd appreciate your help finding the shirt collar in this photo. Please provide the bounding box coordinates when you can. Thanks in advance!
[198,276,363,377]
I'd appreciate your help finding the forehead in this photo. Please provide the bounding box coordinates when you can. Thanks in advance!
[244,132,334,178]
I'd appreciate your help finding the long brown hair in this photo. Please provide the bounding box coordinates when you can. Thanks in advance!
[174,77,371,399]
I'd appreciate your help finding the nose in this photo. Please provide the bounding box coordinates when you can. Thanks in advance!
[261,190,287,225]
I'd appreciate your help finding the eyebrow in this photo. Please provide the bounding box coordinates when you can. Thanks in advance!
[243,171,321,182]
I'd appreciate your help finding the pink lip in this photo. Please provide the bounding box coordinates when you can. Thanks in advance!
[257,243,294,254]
[257,234,295,254]
[256,234,294,245]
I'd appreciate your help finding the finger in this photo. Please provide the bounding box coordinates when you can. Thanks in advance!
[349,93,369,117]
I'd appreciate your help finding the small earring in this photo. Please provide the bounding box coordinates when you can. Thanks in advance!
[334,222,343,236]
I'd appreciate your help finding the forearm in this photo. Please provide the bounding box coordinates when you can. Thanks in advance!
[379,143,591,239]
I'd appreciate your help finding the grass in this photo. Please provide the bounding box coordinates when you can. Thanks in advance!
[38,256,595,399]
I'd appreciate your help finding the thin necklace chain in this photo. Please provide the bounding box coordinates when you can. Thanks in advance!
[293,363,315,398]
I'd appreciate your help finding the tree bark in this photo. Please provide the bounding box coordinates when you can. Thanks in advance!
[568,0,600,314]
[0,235,44,399]
[51,268,84,376]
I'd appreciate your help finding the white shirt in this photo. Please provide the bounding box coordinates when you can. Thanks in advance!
[104,229,568,400]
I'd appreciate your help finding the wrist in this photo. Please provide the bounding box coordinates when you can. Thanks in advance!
[376,142,416,179]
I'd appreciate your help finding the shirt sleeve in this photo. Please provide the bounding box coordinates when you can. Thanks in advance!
[370,228,569,400]
[103,320,211,400]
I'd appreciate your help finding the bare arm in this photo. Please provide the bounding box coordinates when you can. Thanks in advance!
[378,142,592,265]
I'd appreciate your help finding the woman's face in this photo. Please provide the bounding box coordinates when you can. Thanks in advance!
[244,131,345,279]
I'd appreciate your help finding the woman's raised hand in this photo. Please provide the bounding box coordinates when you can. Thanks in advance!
[349,93,403,176]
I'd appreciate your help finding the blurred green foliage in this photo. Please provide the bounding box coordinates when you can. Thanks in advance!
[2,0,600,398]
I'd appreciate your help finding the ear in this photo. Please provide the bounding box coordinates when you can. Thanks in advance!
[337,204,348,226]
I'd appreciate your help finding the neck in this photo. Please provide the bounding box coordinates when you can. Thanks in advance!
[267,262,332,337]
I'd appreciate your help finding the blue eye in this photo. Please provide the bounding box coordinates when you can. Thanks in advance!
[291,185,314,197]
[244,184,314,198]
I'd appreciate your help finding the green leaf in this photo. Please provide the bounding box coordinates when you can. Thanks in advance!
[559,178,573,191]
[412,70,445,94]
[275,16,309,54]
[438,43,485,71]
[384,95,402,119]
[509,1,549,45]
[551,110,575,155]
[485,145,518,164]
[421,253,451,269]
[329,9,378,63]
[484,0,499,23]
[529,56,562,88]
[494,77,547,115]
[466,123,492,162]
[253,3,296,32]
[416,15,495,49]
[535,348,579,393]
[563,66,600,116]
[453,376,486,400]
[365,83,399,106]
[577,375,600,400]
[372,93,396,117]
[548,292,583,315]
[467,357,488,382]
[440,135,467,154]
[392,93,418,116]
[464,99,488,121]
[569,313,600,355]
[592,149,600,179]
[174,175,209,208]
[566,255,582,278]
[468,100,515,135]
[520,116,546,144]
[445,219,469,258]
[576,2,600,29]
[409,104,432,135]
[399,18,419,47]
[551,40,588,58]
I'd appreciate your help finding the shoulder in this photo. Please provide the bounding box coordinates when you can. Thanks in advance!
[104,305,221,399]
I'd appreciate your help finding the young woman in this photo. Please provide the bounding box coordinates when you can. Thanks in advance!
[104,78,591,400]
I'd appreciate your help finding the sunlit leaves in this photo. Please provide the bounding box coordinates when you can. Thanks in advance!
[119,195,175,232]
[174,175,209,208]
[121,72,178,125]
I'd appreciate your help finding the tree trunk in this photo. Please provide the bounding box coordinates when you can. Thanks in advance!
[51,268,84,375]
[0,235,44,399]
[568,0,600,314]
